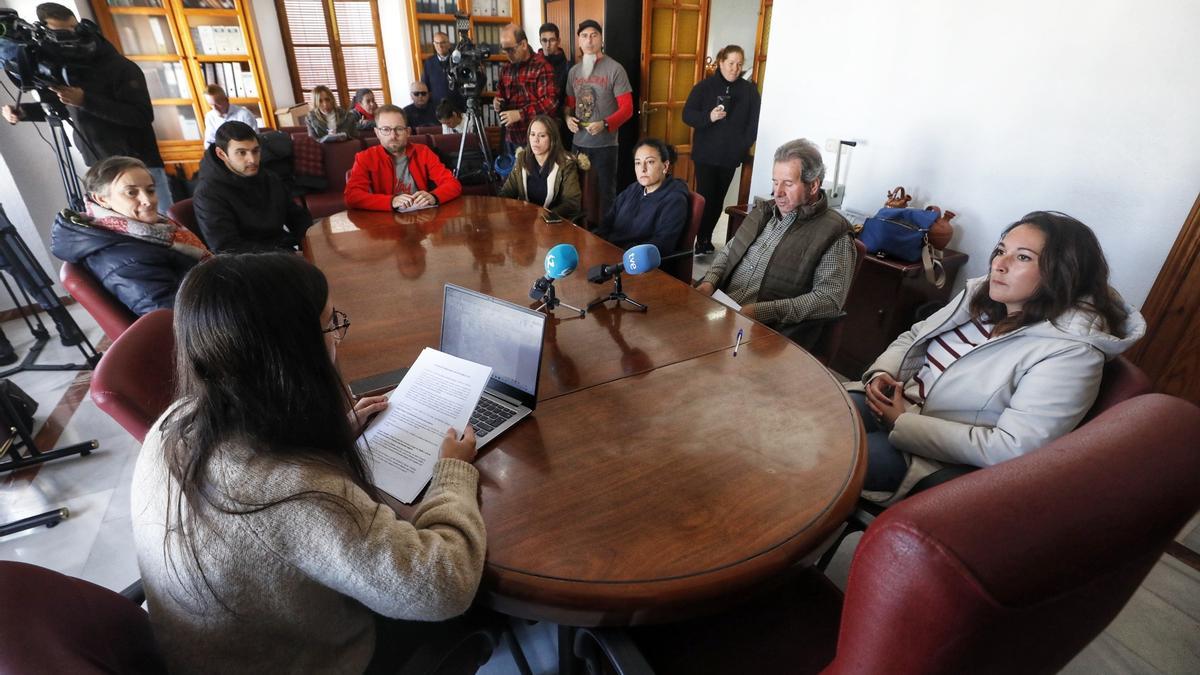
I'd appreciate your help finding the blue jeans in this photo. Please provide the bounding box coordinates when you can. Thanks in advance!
[148,166,175,215]
[850,391,908,492]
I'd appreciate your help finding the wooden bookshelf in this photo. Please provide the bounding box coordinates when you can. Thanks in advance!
[406,0,512,103]
[90,0,275,174]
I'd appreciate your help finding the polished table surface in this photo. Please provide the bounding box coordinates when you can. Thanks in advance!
[306,196,866,626]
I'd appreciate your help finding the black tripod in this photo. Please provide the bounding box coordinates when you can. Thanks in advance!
[532,279,585,318]
[587,270,648,312]
[0,95,101,535]
[455,95,498,188]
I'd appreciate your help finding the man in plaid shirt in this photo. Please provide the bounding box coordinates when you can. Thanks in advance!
[494,24,558,152]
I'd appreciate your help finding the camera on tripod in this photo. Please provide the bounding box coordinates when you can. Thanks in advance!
[446,13,490,103]
[0,9,98,93]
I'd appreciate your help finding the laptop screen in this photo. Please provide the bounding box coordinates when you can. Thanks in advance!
[440,284,546,402]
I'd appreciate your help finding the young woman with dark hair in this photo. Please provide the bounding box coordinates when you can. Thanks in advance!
[131,252,484,673]
[498,114,583,222]
[594,137,690,255]
[350,87,378,131]
[848,211,1146,498]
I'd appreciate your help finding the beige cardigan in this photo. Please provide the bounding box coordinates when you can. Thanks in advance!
[131,409,486,674]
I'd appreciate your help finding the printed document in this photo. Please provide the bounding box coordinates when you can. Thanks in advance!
[361,348,492,503]
[712,288,742,311]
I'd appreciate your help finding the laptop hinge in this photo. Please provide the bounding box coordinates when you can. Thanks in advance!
[487,389,523,407]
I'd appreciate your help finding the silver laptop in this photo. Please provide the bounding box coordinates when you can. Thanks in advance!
[440,284,547,447]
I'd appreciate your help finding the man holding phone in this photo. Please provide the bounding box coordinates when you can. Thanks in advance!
[344,105,462,212]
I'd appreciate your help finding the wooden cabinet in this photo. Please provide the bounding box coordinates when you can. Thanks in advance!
[831,249,969,379]
[90,0,274,173]
[406,0,512,119]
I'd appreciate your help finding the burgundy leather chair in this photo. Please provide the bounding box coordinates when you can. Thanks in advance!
[90,308,176,442]
[580,393,1200,675]
[59,261,136,342]
[0,561,165,674]
[415,125,443,135]
[661,190,704,283]
[166,197,205,244]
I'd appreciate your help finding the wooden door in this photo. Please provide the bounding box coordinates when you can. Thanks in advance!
[640,0,708,186]
[1126,191,1200,405]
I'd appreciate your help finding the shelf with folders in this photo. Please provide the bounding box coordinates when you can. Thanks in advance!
[91,0,274,172]
[406,0,511,75]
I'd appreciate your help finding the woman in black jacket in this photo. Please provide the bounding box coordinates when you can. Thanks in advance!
[683,45,762,254]
[51,156,210,316]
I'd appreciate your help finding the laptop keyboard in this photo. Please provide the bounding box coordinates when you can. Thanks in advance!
[469,397,518,438]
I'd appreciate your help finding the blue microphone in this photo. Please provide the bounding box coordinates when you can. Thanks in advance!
[530,244,584,316]
[544,243,579,279]
[621,244,662,275]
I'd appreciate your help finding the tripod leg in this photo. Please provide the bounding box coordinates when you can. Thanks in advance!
[620,297,648,312]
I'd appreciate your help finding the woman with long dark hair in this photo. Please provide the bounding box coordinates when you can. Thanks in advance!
[849,212,1146,498]
[131,253,484,673]
[683,45,761,255]
[498,114,582,222]
[594,137,690,255]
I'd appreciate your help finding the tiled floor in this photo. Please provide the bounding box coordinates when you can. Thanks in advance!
[3,240,1199,673]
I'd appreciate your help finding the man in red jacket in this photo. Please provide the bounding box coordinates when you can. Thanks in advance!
[344,105,462,211]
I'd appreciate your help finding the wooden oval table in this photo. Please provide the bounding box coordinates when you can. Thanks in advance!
[305,196,866,628]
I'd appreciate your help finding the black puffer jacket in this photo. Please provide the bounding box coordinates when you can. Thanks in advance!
[18,36,162,167]
[50,212,198,316]
[192,144,312,253]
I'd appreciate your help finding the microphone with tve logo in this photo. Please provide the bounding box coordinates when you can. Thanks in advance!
[530,243,585,317]
[586,244,668,312]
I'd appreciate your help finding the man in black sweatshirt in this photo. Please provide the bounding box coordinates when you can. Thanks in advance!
[193,121,312,253]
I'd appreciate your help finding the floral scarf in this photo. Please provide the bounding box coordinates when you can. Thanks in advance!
[72,199,211,261]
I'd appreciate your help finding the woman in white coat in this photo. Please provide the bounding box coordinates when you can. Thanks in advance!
[850,211,1146,498]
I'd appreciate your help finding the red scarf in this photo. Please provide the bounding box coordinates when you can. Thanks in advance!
[354,103,374,121]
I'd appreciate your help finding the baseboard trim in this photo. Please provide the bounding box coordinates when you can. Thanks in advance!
[0,296,77,324]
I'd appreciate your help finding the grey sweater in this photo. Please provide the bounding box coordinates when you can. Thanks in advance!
[131,411,486,674]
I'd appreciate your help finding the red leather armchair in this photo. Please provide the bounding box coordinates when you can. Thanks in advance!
[59,261,136,342]
[0,561,165,674]
[586,393,1200,674]
[90,309,176,442]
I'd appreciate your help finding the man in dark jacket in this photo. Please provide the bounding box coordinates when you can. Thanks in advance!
[2,3,172,212]
[420,31,461,112]
[193,121,312,253]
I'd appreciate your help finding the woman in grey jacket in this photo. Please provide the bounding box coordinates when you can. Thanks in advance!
[850,211,1145,499]
[132,253,485,673]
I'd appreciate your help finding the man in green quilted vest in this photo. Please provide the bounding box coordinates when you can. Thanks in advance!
[697,138,855,347]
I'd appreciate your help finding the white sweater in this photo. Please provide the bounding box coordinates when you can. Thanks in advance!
[131,410,486,674]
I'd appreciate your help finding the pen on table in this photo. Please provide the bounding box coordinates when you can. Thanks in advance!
[733,328,743,357]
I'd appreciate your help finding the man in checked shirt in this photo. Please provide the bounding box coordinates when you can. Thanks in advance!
[696,138,855,348]
[494,24,558,155]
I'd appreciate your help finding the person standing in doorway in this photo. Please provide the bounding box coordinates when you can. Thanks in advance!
[683,45,761,255]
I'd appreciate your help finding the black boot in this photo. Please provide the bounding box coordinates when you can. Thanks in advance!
[47,305,85,346]
[0,330,16,366]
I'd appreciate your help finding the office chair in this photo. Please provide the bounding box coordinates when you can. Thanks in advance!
[661,190,704,283]
[59,261,136,342]
[90,308,176,442]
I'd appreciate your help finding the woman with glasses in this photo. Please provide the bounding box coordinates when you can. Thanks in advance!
[306,85,359,142]
[683,45,761,255]
[498,114,582,222]
[131,252,485,673]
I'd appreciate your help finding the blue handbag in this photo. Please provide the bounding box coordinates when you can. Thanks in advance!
[858,207,946,287]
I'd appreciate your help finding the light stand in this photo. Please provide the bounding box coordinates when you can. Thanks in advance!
[532,279,585,318]
[587,270,648,313]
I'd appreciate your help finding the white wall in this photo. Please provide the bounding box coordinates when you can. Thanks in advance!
[0,0,96,307]
[706,0,758,74]
[247,0,293,109]
[752,0,1200,309]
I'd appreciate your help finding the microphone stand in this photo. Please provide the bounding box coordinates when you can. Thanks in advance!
[534,280,585,318]
[587,269,648,312]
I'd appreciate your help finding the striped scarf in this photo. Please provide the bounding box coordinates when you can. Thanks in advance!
[75,200,211,261]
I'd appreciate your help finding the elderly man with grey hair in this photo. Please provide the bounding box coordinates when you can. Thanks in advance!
[697,138,855,346]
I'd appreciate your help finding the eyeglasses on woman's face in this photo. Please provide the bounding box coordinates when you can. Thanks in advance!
[322,308,351,341]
